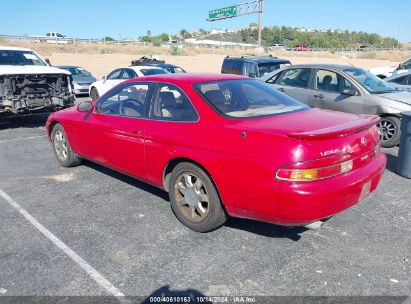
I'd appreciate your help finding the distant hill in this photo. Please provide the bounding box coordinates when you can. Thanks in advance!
[203,25,400,49]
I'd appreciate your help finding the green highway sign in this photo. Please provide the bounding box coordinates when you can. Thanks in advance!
[208,5,238,20]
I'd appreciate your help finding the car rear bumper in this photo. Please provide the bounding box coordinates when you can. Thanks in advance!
[226,152,386,226]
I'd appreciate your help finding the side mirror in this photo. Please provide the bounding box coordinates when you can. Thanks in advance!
[398,63,405,70]
[45,58,51,66]
[341,88,357,96]
[77,101,93,112]
[102,75,106,81]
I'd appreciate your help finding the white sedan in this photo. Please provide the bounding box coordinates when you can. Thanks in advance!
[89,66,168,101]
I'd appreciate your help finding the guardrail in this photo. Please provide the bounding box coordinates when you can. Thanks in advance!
[0,34,405,51]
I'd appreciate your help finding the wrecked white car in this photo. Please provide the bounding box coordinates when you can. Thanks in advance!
[0,46,74,117]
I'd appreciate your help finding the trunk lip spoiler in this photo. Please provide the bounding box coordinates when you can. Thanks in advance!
[288,115,380,140]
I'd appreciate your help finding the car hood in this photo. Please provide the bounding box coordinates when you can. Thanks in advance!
[0,65,71,76]
[72,75,96,83]
[377,91,411,105]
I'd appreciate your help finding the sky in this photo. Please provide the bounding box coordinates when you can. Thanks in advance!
[1,0,410,42]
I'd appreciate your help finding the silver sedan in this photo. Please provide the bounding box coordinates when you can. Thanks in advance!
[259,64,411,147]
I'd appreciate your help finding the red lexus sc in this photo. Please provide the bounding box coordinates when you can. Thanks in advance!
[46,74,386,232]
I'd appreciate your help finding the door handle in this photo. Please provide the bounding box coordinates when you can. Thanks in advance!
[278,87,285,92]
[127,129,144,139]
[314,93,324,99]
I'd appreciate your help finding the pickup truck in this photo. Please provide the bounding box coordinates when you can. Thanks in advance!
[34,32,73,45]
[0,46,75,117]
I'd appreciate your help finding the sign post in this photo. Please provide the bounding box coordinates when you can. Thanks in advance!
[207,1,264,47]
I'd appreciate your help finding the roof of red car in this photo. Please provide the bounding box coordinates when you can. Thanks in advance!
[126,73,249,85]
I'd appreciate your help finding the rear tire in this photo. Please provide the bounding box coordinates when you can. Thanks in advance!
[379,116,401,148]
[90,87,99,101]
[169,162,227,232]
[51,124,82,167]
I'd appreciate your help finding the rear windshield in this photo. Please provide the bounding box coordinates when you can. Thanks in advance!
[140,68,169,76]
[195,79,308,118]
[61,67,91,77]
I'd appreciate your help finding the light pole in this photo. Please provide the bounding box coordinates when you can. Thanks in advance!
[258,0,263,47]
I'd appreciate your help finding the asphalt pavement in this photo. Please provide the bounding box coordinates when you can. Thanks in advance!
[0,113,409,300]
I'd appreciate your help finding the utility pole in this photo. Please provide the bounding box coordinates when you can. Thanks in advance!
[258,0,263,47]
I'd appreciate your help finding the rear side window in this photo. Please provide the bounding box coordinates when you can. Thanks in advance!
[222,59,243,75]
[315,69,353,93]
[150,84,198,121]
[196,79,308,118]
[276,68,311,88]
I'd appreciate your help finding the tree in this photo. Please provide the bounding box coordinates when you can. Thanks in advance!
[180,29,188,39]
[102,36,115,42]
[159,33,170,42]
[146,30,152,37]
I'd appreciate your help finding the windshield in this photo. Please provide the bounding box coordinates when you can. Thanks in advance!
[258,62,290,76]
[343,67,394,94]
[140,68,169,76]
[195,79,308,118]
[0,50,46,66]
[61,67,92,77]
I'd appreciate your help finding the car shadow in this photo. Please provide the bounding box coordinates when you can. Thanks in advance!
[83,160,170,202]
[0,113,50,130]
[83,160,307,240]
[225,217,307,241]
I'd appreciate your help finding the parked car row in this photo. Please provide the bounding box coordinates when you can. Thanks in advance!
[259,64,411,147]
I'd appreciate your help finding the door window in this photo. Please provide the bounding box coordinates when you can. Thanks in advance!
[402,58,411,69]
[96,83,152,118]
[266,72,282,84]
[106,69,122,80]
[121,69,136,79]
[316,69,353,93]
[150,84,198,121]
[276,68,311,88]
[389,75,409,85]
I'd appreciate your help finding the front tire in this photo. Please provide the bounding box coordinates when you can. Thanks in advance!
[378,116,401,148]
[169,162,227,232]
[90,87,99,101]
[51,124,82,167]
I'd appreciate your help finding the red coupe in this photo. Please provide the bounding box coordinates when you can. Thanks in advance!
[46,74,386,232]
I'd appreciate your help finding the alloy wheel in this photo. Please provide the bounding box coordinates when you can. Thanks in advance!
[378,119,397,142]
[54,130,68,161]
[174,172,210,222]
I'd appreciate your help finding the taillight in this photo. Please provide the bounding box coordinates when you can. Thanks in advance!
[276,154,354,182]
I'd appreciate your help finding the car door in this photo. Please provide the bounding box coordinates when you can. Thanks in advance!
[99,68,124,95]
[144,83,200,187]
[268,68,314,106]
[75,82,154,178]
[311,69,364,114]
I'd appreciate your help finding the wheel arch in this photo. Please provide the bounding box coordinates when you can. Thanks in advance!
[162,157,226,208]
[47,119,60,140]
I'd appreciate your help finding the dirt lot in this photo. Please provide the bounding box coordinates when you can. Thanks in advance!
[47,52,401,78]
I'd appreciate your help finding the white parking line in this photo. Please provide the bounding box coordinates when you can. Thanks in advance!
[0,135,45,144]
[0,188,125,297]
